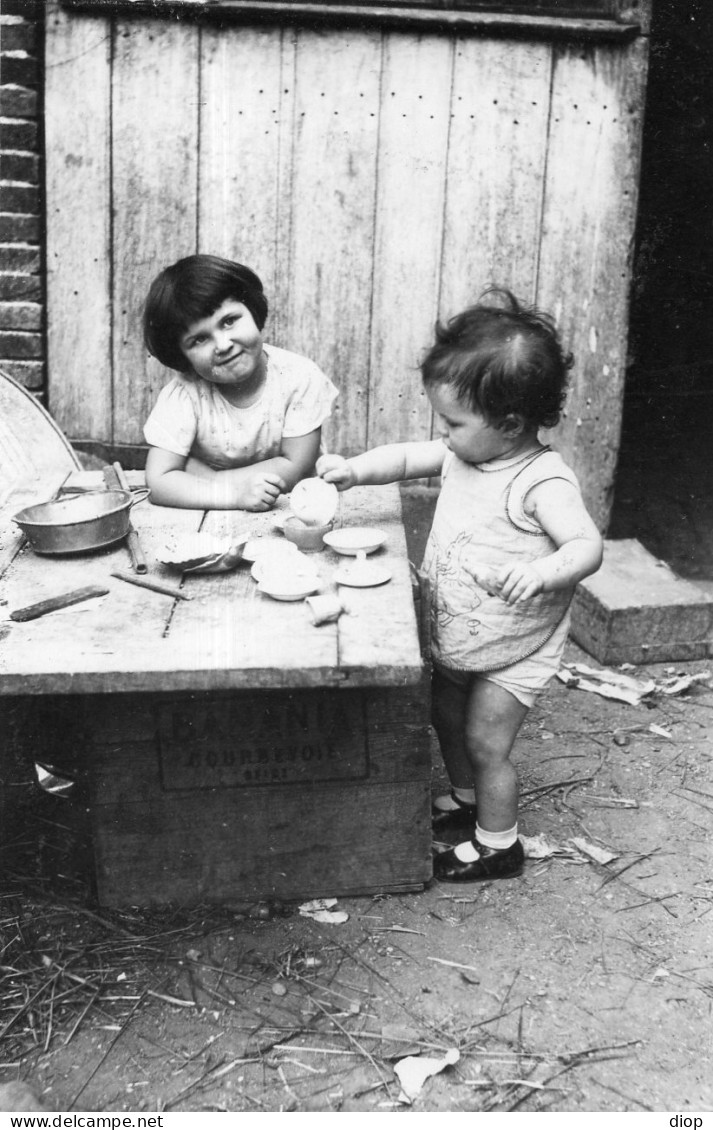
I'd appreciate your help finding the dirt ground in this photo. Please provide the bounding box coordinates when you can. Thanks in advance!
[1,490,712,1115]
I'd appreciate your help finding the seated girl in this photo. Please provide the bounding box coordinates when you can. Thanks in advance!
[142,255,338,510]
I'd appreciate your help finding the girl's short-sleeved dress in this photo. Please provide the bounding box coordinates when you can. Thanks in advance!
[143,343,339,468]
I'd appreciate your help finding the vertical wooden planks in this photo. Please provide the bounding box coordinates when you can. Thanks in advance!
[367,34,453,449]
[439,39,552,320]
[43,8,650,531]
[537,39,648,529]
[111,17,200,446]
[286,29,382,455]
[45,0,111,442]
[198,23,292,332]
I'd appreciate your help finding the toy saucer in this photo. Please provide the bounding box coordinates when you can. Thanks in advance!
[257,579,321,602]
[334,550,391,588]
[323,527,386,556]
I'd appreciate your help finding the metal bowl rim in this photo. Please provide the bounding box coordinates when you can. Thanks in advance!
[13,490,133,529]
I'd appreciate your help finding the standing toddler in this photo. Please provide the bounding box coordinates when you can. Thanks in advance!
[318,289,602,882]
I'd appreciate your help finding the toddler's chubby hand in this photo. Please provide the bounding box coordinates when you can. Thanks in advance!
[315,454,356,491]
[464,557,545,603]
[463,559,503,598]
[496,562,546,604]
[238,471,285,511]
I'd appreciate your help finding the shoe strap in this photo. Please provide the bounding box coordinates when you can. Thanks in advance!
[450,790,477,810]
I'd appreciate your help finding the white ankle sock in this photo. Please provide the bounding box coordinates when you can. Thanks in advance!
[453,823,518,863]
[476,823,518,850]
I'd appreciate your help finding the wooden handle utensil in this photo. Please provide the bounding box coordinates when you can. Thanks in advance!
[10,585,110,622]
[111,570,191,601]
[104,462,148,573]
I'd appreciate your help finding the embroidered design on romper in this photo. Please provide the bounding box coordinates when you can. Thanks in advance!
[429,530,482,636]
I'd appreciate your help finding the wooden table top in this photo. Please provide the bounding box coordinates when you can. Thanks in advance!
[0,473,423,695]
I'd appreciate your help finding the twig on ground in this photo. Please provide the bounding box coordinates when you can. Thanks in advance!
[596,848,662,892]
[520,757,604,808]
[67,990,148,1110]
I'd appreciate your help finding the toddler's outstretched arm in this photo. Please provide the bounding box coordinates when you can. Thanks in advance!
[317,440,445,490]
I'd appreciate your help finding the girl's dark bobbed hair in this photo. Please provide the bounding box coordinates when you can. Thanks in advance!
[143,254,268,373]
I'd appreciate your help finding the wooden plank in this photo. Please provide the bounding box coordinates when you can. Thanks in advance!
[86,678,430,784]
[44,0,112,442]
[0,483,423,693]
[198,24,288,316]
[285,29,382,455]
[61,1,644,41]
[439,38,552,321]
[0,470,71,582]
[82,684,432,905]
[92,778,431,905]
[0,500,203,694]
[168,485,422,683]
[536,38,648,530]
[333,486,422,674]
[367,34,452,449]
[111,17,199,447]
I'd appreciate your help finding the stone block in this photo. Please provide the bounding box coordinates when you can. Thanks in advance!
[570,539,713,665]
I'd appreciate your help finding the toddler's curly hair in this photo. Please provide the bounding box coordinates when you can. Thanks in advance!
[421,288,573,430]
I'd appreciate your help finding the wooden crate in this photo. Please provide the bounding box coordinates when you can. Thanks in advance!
[570,539,713,665]
[82,678,432,907]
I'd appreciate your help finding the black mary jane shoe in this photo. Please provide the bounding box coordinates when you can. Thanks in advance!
[431,793,477,838]
[433,837,524,883]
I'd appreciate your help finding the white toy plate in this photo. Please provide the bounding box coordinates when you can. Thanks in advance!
[334,561,391,588]
[257,578,321,601]
[323,527,386,556]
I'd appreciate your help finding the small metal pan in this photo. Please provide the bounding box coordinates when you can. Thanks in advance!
[13,489,150,555]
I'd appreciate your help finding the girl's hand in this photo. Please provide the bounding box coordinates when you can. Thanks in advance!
[236,471,285,511]
[316,454,357,491]
[496,562,546,604]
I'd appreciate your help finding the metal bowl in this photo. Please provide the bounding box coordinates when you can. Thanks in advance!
[13,489,150,555]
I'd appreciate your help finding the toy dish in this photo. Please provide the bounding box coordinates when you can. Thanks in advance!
[289,478,339,527]
[251,547,316,583]
[334,560,391,588]
[243,533,293,562]
[258,577,321,602]
[283,515,332,552]
[323,527,386,556]
[156,533,247,573]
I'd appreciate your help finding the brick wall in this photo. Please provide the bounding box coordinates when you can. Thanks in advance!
[0,0,43,395]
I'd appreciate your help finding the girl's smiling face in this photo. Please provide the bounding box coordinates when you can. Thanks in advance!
[428,383,531,465]
[179,299,266,394]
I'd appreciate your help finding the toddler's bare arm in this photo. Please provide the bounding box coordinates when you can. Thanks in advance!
[479,479,603,604]
[317,440,445,489]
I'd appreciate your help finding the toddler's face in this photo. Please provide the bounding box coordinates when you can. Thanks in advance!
[428,384,518,465]
[179,299,265,391]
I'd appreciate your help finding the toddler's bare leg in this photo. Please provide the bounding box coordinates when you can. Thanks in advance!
[463,678,528,832]
[431,667,473,789]
[433,677,528,882]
